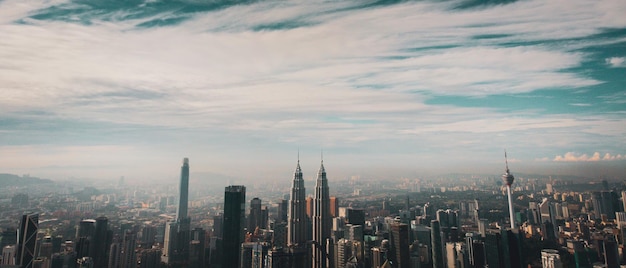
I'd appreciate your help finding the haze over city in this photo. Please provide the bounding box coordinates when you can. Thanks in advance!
[1,0,625,181]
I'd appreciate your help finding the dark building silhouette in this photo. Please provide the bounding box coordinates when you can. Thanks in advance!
[188,228,206,268]
[604,237,619,268]
[501,229,523,268]
[1,228,17,250]
[469,240,486,268]
[77,220,95,240]
[592,191,617,220]
[17,213,39,268]
[249,198,265,232]
[120,230,136,268]
[431,220,444,268]
[139,248,161,268]
[390,223,410,268]
[345,208,365,227]
[277,199,289,223]
[90,216,110,268]
[484,231,503,268]
[223,185,246,268]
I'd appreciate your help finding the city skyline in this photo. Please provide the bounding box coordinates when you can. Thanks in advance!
[1,0,625,181]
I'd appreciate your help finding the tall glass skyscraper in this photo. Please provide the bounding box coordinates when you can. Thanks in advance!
[177,158,189,222]
[90,216,109,268]
[162,158,191,265]
[17,213,38,268]
[431,220,444,268]
[288,159,307,248]
[312,160,331,268]
[223,185,246,268]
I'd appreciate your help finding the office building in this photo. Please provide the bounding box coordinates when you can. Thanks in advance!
[541,249,562,268]
[390,223,410,268]
[90,216,110,268]
[288,159,307,248]
[312,159,331,268]
[249,198,264,232]
[223,185,246,268]
[431,220,443,268]
[17,213,39,268]
[162,158,191,265]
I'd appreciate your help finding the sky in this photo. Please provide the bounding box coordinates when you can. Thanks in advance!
[1,0,625,182]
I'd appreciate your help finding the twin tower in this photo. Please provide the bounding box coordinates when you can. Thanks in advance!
[288,158,332,268]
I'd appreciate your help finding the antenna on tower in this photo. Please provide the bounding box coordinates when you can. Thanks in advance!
[321,149,324,164]
[297,148,300,163]
[504,149,510,173]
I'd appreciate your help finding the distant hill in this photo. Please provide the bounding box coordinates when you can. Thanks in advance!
[0,173,54,187]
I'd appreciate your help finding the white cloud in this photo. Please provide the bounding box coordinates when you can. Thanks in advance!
[553,152,626,162]
[606,57,626,68]
[1,0,626,178]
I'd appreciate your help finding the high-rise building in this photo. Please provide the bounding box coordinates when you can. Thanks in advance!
[484,231,503,268]
[249,198,264,232]
[502,151,516,229]
[77,219,95,240]
[90,216,110,268]
[590,191,618,220]
[306,197,314,219]
[288,159,307,248]
[162,158,191,265]
[17,213,39,268]
[312,160,331,268]
[390,223,410,268]
[120,230,136,268]
[501,229,524,268]
[277,199,289,223]
[223,185,246,268]
[2,245,16,266]
[604,237,619,268]
[430,220,443,268]
[177,157,190,222]
[330,197,339,218]
[188,228,206,268]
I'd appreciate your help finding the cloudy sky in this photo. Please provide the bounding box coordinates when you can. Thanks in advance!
[1,0,625,182]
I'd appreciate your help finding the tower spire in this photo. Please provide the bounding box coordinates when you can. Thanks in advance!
[296,149,301,171]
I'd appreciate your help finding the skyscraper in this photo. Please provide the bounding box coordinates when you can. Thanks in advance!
[177,157,190,222]
[312,159,331,268]
[162,158,191,265]
[249,198,263,232]
[430,220,443,268]
[288,159,307,248]
[502,151,516,229]
[17,213,38,268]
[390,223,410,268]
[329,197,339,218]
[120,230,136,268]
[90,216,110,268]
[223,185,246,268]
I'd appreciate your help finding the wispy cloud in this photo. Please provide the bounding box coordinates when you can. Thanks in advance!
[1,0,625,178]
